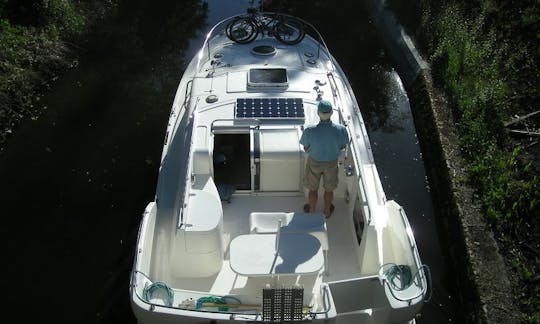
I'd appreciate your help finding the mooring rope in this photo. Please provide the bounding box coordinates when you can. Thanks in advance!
[143,282,174,307]
[383,263,413,291]
[196,295,242,311]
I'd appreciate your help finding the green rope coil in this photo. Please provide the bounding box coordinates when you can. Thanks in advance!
[379,263,433,303]
[383,264,413,290]
[143,282,174,307]
[196,296,242,311]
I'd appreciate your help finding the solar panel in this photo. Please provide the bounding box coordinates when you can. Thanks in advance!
[235,98,304,119]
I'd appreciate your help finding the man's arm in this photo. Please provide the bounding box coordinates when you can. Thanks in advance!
[299,128,311,152]
[341,126,349,149]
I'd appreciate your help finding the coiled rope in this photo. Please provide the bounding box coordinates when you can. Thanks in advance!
[380,263,433,302]
[143,282,174,307]
[383,264,413,290]
[196,296,242,311]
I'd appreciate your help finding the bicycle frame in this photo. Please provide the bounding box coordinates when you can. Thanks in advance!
[226,6,305,45]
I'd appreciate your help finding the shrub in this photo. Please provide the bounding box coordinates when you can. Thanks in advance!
[421,3,538,225]
[37,0,86,39]
[413,1,539,319]
[1,0,85,38]
[0,18,67,144]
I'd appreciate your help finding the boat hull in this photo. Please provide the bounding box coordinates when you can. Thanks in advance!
[130,10,429,324]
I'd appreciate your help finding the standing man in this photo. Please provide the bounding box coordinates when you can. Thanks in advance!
[300,100,349,218]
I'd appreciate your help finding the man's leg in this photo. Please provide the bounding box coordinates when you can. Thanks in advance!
[323,190,333,217]
[304,157,321,213]
[322,161,338,218]
[308,190,318,213]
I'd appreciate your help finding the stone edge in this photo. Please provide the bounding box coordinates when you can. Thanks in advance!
[364,0,521,322]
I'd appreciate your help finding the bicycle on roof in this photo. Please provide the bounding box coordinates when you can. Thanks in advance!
[225,0,305,45]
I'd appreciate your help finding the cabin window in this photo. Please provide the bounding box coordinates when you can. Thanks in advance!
[213,134,251,191]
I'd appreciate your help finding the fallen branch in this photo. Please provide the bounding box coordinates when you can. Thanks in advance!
[525,141,538,149]
[504,110,540,127]
[508,129,540,136]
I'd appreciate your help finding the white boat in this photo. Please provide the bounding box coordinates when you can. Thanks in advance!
[130,6,431,324]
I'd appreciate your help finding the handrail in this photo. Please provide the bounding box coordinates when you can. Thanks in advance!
[134,269,328,321]
[397,206,416,250]
[130,203,155,298]
[178,103,198,227]
[306,284,332,319]
[327,72,376,223]
[210,118,261,131]
[378,206,433,304]
[198,12,336,72]
[290,15,334,67]
[199,17,234,71]
[397,206,425,277]
[131,270,155,309]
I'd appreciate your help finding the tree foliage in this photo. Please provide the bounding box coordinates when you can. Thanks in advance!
[0,0,117,147]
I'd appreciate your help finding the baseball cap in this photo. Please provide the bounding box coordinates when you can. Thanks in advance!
[317,100,333,113]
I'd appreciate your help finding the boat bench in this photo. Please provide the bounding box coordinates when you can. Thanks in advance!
[249,212,329,274]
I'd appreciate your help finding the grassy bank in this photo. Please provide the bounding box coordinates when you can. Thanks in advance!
[388,0,539,321]
[0,0,117,149]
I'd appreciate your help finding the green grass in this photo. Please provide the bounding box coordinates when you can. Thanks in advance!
[421,2,538,225]
[413,1,539,321]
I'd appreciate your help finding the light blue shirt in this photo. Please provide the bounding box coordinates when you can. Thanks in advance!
[300,121,349,162]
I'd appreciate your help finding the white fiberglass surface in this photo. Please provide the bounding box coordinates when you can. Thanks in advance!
[163,194,363,293]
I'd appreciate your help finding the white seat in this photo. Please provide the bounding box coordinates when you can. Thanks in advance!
[229,233,323,276]
[249,212,329,274]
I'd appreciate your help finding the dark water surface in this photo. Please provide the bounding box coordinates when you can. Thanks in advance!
[0,0,455,323]
[364,70,457,323]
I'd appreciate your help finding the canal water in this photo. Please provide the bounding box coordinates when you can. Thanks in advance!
[0,0,456,323]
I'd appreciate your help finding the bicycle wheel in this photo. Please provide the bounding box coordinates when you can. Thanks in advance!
[226,17,259,44]
[273,17,305,45]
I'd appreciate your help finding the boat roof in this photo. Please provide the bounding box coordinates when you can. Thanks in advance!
[190,33,341,128]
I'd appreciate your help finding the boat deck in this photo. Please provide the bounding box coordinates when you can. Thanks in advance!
[163,193,361,293]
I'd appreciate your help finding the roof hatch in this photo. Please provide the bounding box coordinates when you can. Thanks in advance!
[248,68,288,88]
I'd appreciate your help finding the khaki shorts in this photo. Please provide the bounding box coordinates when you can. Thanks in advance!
[303,157,339,191]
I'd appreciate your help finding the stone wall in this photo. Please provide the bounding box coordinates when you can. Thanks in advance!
[364,0,521,322]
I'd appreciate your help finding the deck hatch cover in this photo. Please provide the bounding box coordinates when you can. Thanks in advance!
[235,98,304,119]
[248,68,287,88]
